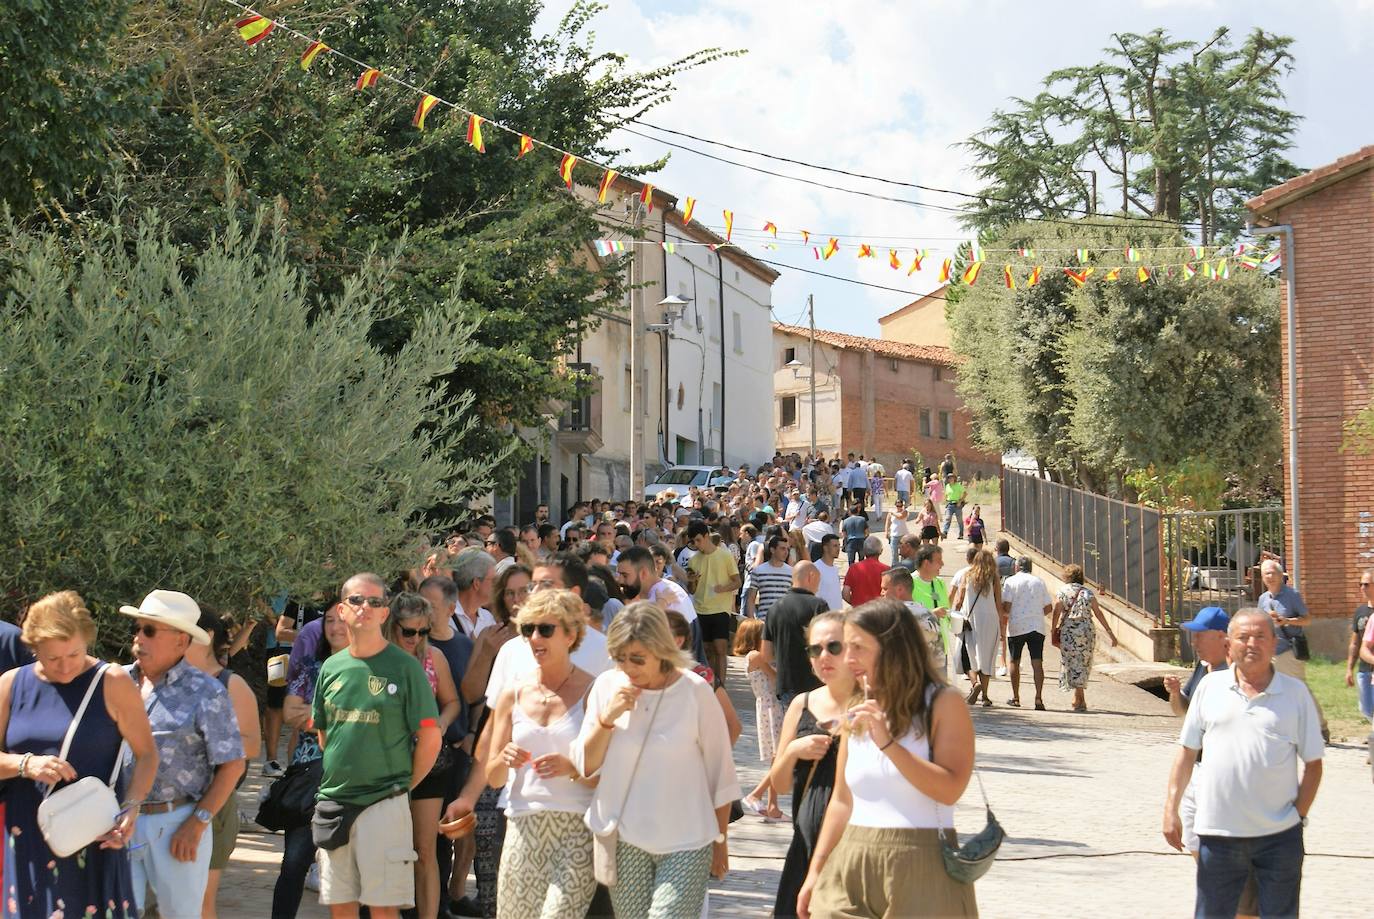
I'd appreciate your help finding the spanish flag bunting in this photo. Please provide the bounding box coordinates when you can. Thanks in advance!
[1064,268,1092,286]
[857,244,875,259]
[763,221,778,237]
[938,258,952,282]
[1026,266,1043,287]
[1182,263,1197,280]
[236,15,275,45]
[597,169,618,204]
[911,249,928,271]
[559,154,577,190]
[1003,264,1014,289]
[300,41,329,70]
[822,238,839,260]
[1136,265,1151,282]
[518,135,534,158]
[1125,246,1141,262]
[723,210,734,241]
[1075,248,1090,264]
[464,115,486,153]
[961,261,983,285]
[682,197,696,223]
[801,230,811,245]
[640,184,655,213]
[889,250,902,270]
[413,95,440,130]
[355,68,381,90]
[1104,267,1121,282]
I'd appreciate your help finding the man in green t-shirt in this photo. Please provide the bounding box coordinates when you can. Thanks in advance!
[686,519,742,684]
[312,572,440,917]
[943,476,967,539]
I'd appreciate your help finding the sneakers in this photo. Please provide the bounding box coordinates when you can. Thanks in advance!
[996,666,1008,677]
[305,862,320,892]
[262,759,285,778]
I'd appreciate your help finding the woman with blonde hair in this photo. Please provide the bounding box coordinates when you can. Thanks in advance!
[384,592,461,919]
[0,591,159,919]
[486,589,597,919]
[574,602,740,918]
[960,549,1004,706]
[798,599,977,918]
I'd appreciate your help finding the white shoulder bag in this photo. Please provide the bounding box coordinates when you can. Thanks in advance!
[36,663,125,858]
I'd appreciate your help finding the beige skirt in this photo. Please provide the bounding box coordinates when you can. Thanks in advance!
[810,826,979,918]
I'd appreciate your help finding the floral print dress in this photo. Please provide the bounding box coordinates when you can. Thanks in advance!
[1058,584,1097,691]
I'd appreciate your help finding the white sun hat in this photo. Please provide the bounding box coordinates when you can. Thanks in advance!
[119,589,211,645]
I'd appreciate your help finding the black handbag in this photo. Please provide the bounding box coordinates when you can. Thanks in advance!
[256,759,323,832]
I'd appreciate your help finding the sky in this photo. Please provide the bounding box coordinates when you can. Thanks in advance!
[534,0,1374,338]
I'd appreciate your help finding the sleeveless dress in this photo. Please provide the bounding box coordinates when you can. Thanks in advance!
[773,695,839,917]
[746,667,781,762]
[4,663,138,919]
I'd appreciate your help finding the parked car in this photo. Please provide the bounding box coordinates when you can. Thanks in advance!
[643,465,733,502]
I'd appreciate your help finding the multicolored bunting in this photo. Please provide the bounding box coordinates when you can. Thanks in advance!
[908,249,927,276]
[938,258,952,282]
[1136,265,1151,282]
[640,184,655,212]
[593,240,613,256]
[1125,246,1141,262]
[1189,245,1204,259]
[1026,266,1042,287]
[723,210,734,241]
[857,244,875,259]
[961,261,983,285]
[659,241,675,253]
[300,40,328,70]
[889,250,902,270]
[1263,250,1280,265]
[236,15,275,45]
[1002,265,1014,289]
[1183,263,1197,280]
[412,95,439,130]
[1202,261,1215,280]
[682,197,696,223]
[355,68,380,90]
[801,230,811,244]
[518,134,534,158]
[812,247,821,260]
[558,154,577,189]
[597,169,618,204]
[1105,267,1121,282]
[1076,248,1090,264]
[967,241,984,262]
[1064,268,1093,286]
[1216,259,1230,280]
[822,238,839,260]
[1017,247,1035,257]
[466,115,486,153]
[763,221,778,237]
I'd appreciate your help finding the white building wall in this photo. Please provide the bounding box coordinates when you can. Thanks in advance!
[772,330,842,457]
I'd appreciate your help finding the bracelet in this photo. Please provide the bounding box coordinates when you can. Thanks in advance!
[18,753,32,779]
[878,737,896,751]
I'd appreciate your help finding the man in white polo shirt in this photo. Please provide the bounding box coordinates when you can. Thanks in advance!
[1162,608,1323,919]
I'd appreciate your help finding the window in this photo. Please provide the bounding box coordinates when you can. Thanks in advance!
[732,312,743,353]
[709,302,721,341]
[780,395,798,428]
[919,409,932,438]
[783,346,797,365]
[939,410,953,440]
[890,358,899,372]
[712,383,722,429]
[933,365,944,382]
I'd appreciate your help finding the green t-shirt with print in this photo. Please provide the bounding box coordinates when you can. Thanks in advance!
[313,642,438,806]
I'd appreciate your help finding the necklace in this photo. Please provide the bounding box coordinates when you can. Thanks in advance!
[538,666,575,703]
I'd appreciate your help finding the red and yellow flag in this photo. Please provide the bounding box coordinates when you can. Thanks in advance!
[1105,267,1121,282]
[763,221,778,237]
[559,154,577,189]
[724,210,734,241]
[413,95,440,131]
[1136,265,1151,282]
[822,238,839,260]
[355,68,381,90]
[300,41,328,70]
[909,249,927,275]
[682,197,696,223]
[890,250,902,270]
[236,15,275,46]
[640,184,655,213]
[857,244,875,259]
[518,135,534,158]
[961,261,984,285]
[1064,268,1093,287]
[938,258,952,283]
[1026,266,1043,287]
[1003,264,1014,289]
[597,169,618,204]
[801,230,811,245]
[466,115,485,153]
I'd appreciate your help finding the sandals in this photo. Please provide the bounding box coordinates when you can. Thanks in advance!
[1006,699,1021,708]
[1034,701,1046,711]
[982,698,993,707]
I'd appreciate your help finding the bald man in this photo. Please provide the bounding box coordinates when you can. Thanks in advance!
[762,561,830,708]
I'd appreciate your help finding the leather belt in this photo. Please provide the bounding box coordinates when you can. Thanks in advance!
[140,798,193,815]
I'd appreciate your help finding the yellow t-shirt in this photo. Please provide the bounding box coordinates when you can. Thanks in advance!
[689,546,739,615]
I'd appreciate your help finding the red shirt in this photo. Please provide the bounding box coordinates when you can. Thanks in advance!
[843,558,887,607]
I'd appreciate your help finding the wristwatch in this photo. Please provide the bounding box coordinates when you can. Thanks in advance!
[193,807,214,824]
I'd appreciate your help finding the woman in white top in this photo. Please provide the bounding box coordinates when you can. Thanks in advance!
[959,549,1005,708]
[573,602,740,918]
[485,589,598,919]
[885,499,910,565]
[798,599,978,919]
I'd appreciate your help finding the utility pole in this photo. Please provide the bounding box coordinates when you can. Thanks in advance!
[807,294,817,459]
[628,200,645,500]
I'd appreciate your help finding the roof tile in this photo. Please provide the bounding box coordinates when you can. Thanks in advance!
[773,322,958,366]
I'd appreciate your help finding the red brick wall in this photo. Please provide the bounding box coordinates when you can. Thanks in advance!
[1271,165,1374,653]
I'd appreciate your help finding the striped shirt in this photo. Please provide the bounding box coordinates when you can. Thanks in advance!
[746,562,794,619]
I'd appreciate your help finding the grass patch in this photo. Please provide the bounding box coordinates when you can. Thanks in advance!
[967,477,1000,505]
[1305,658,1371,743]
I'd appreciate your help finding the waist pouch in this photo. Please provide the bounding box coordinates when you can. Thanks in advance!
[311,797,368,850]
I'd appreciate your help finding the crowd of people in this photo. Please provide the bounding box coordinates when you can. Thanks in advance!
[0,447,1358,918]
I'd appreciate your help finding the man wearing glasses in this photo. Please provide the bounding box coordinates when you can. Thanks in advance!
[312,573,441,918]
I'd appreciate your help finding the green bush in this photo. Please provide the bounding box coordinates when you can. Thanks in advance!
[0,207,501,652]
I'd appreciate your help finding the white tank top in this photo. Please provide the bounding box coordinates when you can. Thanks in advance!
[846,699,941,828]
[505,688,594,817]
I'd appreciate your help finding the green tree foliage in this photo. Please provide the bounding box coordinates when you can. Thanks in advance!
[0,205,498,645]
[961,27,1300,244]
[0,0,156,212]
[102,0,732,495]
[947,219,1281,498]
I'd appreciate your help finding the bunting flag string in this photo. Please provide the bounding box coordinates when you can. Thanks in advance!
[1104,267,1121,282]
[518,134,534,158]
[961,261,984,285]
[300,40,328,70]
[354,68,380,90]
[822,238,839,260]
[1026,266,1042,287]
[1003,264,1015,289]
[597,169,618,204]
[938,259,952,283]
[682,197,696,223]
[763,221,778,237]
[559,154,578,190]
[412,95,439,130]
[723,210,734,241]
[236,14,274,45]
[889,250,902,270]
[857,244,875,259]
[466,115,486,153]
[640,184,655,213]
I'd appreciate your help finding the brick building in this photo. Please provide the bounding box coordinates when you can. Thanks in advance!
[771,323,1000,479]
[1246,144,1374,654]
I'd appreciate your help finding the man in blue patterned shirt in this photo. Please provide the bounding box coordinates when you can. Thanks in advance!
[119,590,245,919]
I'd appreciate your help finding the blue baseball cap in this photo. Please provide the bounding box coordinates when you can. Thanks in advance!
[1181,606,1230,632]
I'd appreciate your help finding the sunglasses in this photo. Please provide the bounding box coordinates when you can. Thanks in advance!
[132,623,177,639]
[344,595,388,609]
[520,622,559,639]
[613,654,649,667]
[806,640,844,658]
[398,625,431,639]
